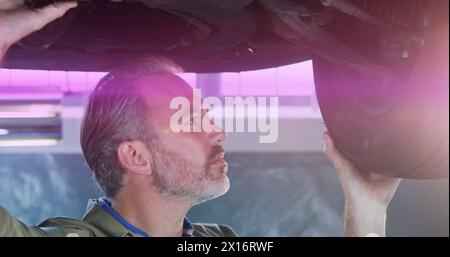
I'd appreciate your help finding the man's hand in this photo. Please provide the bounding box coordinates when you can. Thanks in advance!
[323,132,401,237]
[0,0,77,57]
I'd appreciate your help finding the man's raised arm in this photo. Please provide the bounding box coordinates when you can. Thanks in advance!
[323,132,401,237]
[0,0,77,62]
[0,0,77,236]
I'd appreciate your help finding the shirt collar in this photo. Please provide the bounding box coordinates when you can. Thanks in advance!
[82,198,131,237]
[96,197,194,237]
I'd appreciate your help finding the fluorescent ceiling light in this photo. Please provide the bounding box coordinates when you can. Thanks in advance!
[0,93,62,100]
[0,111,57,118]
[0,139,59,147]
[0,129,9,135]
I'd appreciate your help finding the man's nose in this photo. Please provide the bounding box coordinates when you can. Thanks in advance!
[209,125,227,145]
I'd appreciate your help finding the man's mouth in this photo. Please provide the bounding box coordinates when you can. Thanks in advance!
[209,146,227,167]
[210,152,226,166]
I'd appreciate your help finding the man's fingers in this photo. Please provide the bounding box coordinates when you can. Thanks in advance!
[323,132,341,162]
[1,1,78,46]
[33,1,78,27]
[0,0,24,11]
[323,132,355,172]
[1,1,77,11]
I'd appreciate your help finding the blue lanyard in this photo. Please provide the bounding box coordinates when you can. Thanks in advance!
[98,198,194,237]
[98,198,150,237]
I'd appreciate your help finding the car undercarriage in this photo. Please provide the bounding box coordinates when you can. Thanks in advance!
[2,0,438,74]
[1,0,449,179]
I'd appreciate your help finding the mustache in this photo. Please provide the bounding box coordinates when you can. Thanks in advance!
[208,145,225,163]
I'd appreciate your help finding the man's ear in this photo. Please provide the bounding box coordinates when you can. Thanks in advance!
[117,141,152,176]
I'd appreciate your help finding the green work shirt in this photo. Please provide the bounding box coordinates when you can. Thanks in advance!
[0,199,238,237]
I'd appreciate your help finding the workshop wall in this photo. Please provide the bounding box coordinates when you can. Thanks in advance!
[0,153,448,236]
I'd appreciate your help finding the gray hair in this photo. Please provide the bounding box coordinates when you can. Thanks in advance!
[80,56,183,198]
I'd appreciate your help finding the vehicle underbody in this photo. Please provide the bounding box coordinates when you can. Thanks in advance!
[1,0,448,179]
[2,0,439,74]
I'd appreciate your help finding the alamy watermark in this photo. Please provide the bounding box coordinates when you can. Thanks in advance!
[169,89,279,143]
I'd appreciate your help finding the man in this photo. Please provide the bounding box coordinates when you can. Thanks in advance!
[0,1,400,237]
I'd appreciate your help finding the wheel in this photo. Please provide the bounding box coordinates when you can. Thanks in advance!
[313,1,449,179]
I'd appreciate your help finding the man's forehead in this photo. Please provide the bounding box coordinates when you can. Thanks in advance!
[134,74,193,104]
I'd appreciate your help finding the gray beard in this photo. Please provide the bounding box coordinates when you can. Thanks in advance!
[149,142,229,205]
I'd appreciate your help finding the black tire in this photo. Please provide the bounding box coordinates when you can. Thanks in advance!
[313,2,449,179]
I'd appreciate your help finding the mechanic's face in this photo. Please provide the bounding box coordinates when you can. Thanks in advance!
[137,74,229,205]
